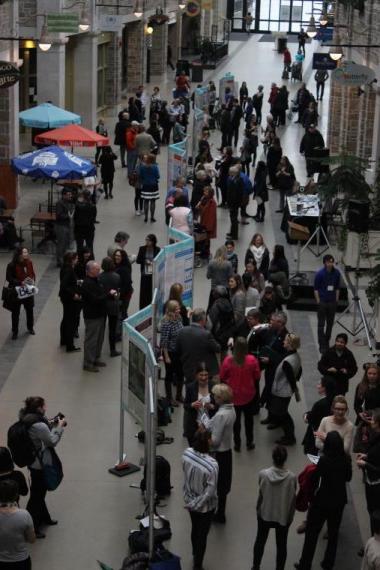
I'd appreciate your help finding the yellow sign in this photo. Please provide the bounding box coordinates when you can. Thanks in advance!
[201,0,212,9]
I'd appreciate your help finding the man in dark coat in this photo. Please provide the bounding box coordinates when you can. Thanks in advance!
[219,105,232,150]
[114,112,130,167]
[300,124,325,177]
[81,261,117,372]
[230,98,243,147]
[318,333,358,395]
[226,166,244,240]
[175,308,220,382]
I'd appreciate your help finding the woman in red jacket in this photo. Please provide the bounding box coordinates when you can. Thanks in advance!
[220,336,261,451]
[5,247,36,339]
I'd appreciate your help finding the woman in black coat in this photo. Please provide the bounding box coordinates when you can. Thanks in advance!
[112,249,133,321]
[99,256,121,357]
[275,156,295,213]
[302,375,335,454]
[183,363,216,446]
[357,409,380,536]
[266,137,282,188]
[98,146,117,199]
[253,161,268,222]
[295,431,352,570]
[159,101,172,145]
[136,234,160,309]
[59,251,82,352]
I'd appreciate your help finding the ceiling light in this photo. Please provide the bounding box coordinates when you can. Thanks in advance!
[134,1,143,17]
[179,1,186,8]
[329,44,344,60]
[79,5,90,31]
[38,22,52,51]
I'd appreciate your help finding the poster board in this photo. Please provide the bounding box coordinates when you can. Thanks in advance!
[194,86,209,111]
[153,228,194,319]
[192,107,205,163]
[218,73,239,103]
[122,322,148,425]
[167,137,188,187]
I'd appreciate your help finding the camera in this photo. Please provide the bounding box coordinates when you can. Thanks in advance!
[52,412,67,427]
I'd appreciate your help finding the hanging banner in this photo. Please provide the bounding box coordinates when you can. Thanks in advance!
[331,61,376,86]
[313,53,337,70]
[201,0,212,10]
[47,14,79,33]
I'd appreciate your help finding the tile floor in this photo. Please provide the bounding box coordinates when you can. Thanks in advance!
[0,34,374,569]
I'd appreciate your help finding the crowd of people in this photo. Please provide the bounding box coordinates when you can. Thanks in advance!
[1,54,379,570]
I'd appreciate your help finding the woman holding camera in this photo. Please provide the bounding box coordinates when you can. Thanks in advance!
[5,248,36,340]
[19,397,66,539]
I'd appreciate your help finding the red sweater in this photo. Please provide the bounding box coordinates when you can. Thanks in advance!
[220,354,261,406]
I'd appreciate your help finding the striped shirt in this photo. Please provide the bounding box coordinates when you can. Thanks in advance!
[160,317,183,352]
[182,447,219,513]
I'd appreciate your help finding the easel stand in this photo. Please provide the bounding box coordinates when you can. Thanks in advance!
[301,215,331,258]
[336,245,374,348]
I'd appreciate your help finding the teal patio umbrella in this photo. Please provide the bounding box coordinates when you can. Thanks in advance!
[19,102,81,128]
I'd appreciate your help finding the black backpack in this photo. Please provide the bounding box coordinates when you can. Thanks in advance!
[140,455,172,497]
[7,418,38,468]
[157,397,171,427]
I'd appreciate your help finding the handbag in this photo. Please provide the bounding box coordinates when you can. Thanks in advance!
[41,447,64,491]
[2,282,17,311]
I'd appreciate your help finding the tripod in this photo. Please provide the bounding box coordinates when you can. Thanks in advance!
[336,242,374,348]
[300,212,332,258]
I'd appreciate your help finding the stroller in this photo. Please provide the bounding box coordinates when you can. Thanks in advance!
[291,62,303,81]
[193,223,210,267]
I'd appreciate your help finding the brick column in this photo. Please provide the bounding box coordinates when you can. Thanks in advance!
[127,22,145,91]
[106,33,122,107]
[72,33,97,129]
[37,43,66,107]
[151,24,168,76]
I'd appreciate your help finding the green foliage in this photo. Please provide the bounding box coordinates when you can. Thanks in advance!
[366,252,380,306]
[317,151,372,208]
[370,163,380,230]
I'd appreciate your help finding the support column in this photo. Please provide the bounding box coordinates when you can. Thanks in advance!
[72,33,97,128]
[106,33,122,108]
[37,43,66,107]
[151,24,168,76]
[127,22,145,90]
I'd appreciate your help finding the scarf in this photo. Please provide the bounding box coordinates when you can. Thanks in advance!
[250,245,265,268]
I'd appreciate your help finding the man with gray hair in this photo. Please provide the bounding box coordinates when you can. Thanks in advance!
[175,308,221,383]
[81,261,117,372]
[226,166,244,240]
[107,231,136,263]
[256,311,289,425]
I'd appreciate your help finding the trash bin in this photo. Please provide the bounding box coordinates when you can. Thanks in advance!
[191,62,203,83]
[176,59,190,76]
[277,36,287,54]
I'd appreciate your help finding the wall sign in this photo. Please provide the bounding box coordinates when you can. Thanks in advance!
[313,53,337,70]
[185,1,201,17]
[0,61,20,89]
[332,61,376,86]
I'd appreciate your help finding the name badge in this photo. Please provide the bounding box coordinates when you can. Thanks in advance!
[327,285,334,291]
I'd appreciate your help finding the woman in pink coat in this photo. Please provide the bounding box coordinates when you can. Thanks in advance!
[220,336,261,451]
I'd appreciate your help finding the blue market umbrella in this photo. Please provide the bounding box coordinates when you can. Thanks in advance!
[11,145,96,211]
[19,102,81,128]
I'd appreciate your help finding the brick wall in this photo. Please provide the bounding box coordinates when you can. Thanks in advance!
[151,24,168,76]
[327,1,378,159]
[19,0,37,26]
[105,34,121,106]
[126,22,145,91]
[0,2,12,164]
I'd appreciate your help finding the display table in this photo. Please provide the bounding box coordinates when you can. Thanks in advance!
[281,194,325,244]
[30,211,56,251]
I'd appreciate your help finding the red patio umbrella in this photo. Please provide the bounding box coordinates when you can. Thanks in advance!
[34,124,110,148]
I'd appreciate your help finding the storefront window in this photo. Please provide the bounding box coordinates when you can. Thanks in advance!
[229,0,323,33]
